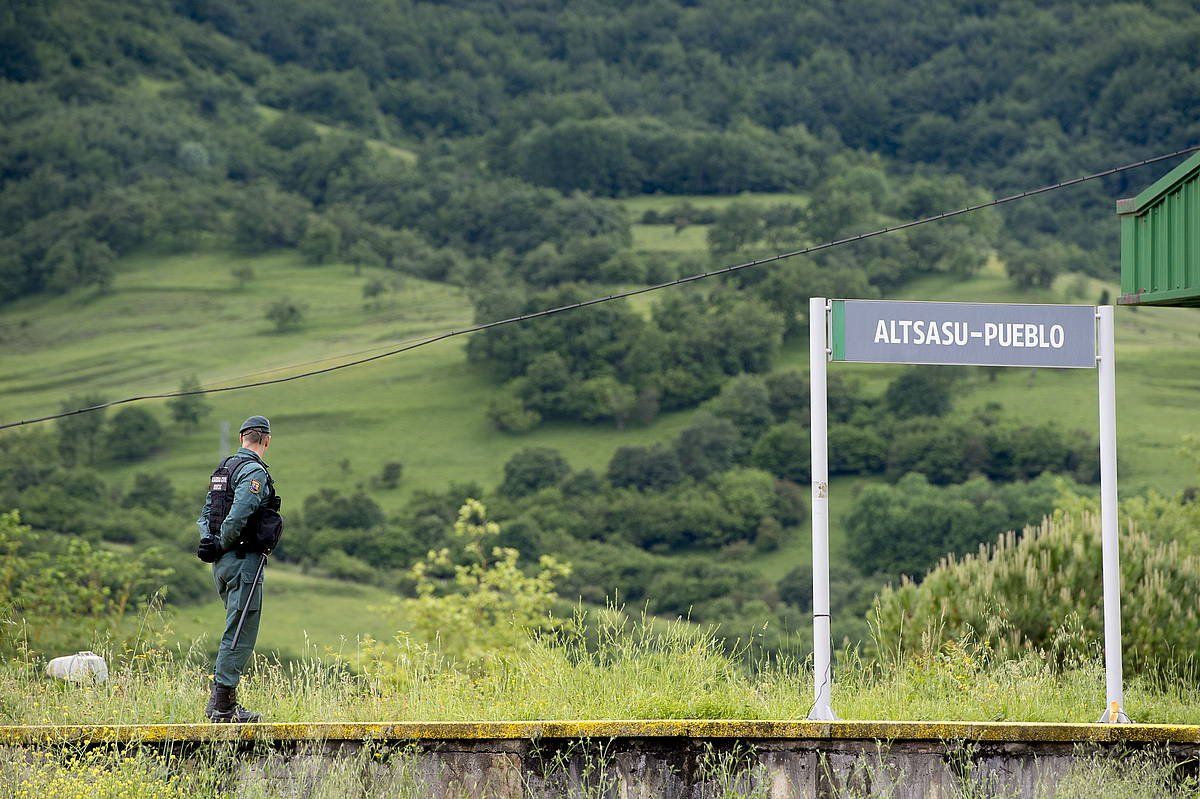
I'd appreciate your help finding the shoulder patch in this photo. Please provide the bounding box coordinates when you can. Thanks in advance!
[249,479,261,494]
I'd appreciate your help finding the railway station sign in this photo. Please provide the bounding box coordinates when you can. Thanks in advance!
[808,297,1125,723]
[830,299,1097,368]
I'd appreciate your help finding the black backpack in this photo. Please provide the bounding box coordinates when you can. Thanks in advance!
[197,454,284,562]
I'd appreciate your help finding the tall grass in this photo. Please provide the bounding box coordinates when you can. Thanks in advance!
[5,609,1200,726]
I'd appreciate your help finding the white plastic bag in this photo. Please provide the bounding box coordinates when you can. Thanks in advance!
[45,651,109,683]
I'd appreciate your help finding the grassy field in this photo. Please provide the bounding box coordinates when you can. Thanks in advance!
[625,192,810,256]
[0,251,695,514]
[631,223,710,254]
[621,192,810,214]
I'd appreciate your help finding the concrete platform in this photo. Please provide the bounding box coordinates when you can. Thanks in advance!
[3,720,1198,798]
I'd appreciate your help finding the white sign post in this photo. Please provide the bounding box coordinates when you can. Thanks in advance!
[809,297,835,720]
[1096,306,1128,722]
[808,298,1126,722]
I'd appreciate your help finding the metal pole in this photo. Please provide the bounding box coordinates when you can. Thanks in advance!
[808,297,836,721]
[1096,306,1128,723]
[231,554,267,651]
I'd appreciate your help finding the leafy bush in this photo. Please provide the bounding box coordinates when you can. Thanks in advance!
[607,445,683,492]
[0,510,171,656]
[167,376,210,428]
[105,407,163,462]
[486,392,540,433]
[266,296,306,332]
[871,499,1200,674]
[387,500,570,665]
[499,448,570,499]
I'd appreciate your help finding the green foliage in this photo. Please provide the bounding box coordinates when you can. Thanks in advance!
[55,394,107,467]
[376,461,403,490]
[261,113,320,150]
[0,0,1194,313]
[884,367,957,419]
[303,489,385,531]
[845,473,1071,578]
[265,296,306,332]
[499,447,570,499]
[0,510,171,656]
[104,407,163,462]
[486,391,541,433]
[471,287,784,426]
[383,499,570,665]
[885,417,1098,486]
[828,424,887,475]
[607,445,683,492]
[871,499,1200,674]
[705,375,775,441]
[166,376,210,429]
[673,412,739,480]
[299,215,342,264]
[750,422,809,483]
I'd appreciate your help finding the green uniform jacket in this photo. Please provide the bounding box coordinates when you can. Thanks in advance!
[196,447,274,550]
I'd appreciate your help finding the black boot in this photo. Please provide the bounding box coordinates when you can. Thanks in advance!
[205,680,261,723]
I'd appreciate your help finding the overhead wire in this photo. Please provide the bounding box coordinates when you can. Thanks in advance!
[2,143,1197,433]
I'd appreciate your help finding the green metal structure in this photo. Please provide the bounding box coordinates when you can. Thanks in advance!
[1118,150,1200,306]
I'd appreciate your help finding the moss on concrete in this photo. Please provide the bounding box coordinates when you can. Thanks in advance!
[2,720,1199,746]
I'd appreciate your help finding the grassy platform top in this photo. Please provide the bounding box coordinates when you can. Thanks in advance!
[2,720,1199,745]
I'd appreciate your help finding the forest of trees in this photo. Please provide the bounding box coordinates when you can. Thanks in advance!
[3,0,1197,306]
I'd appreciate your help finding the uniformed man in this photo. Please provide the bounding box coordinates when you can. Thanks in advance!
[197,415,276,723]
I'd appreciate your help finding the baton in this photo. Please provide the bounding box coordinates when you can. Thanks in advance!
[231,553,267,650]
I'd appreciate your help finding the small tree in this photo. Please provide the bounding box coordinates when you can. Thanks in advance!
[105,407,164,462]
[231,264,254,288]
[56,394,108,467]
[266,297,306,333]
[400,499,571,664]
[349,240,385,274]
[362,278,388,308]
[487,393,540,433]
[499,447,570,498]
[884,367,955,419]
[300,216,342,264]
[168,376,210,429]
[607,445,683,491]
[377,461,403,489]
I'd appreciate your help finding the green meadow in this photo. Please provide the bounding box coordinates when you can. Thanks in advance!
[0,251,696,515]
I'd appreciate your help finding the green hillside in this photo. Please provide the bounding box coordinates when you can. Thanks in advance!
[0,251,701,512]
[5,243,1200,659]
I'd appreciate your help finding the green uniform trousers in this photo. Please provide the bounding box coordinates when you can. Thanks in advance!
[212,550,264,688]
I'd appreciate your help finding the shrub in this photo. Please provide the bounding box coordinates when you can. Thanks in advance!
[266,297,307,332]
[392,500,570,664]
[607,445,683,492]
[377,461,403,489]
[105,407,163,462]
[750,422,810,483]
[500,448,570,499]
[871,501,1200,674]
[884,368,956,418]
[486,392,540,433]
[167,376,210,428]
[828,424,886,475]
